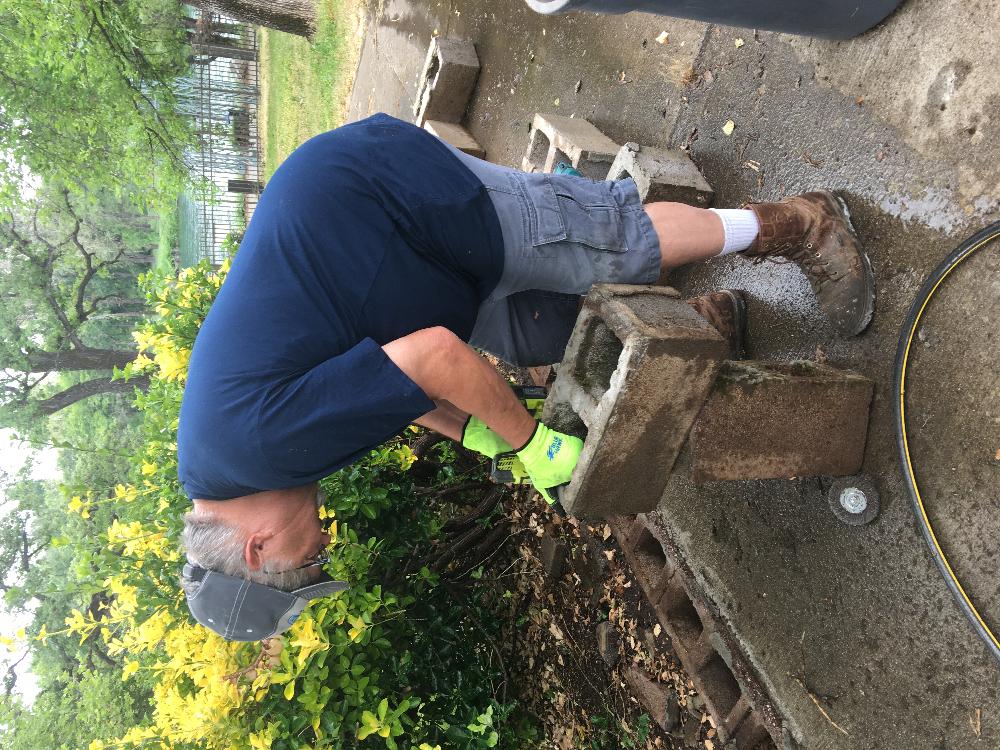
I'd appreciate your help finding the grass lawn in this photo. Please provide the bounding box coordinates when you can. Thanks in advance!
[259,0,366,178]
[153,200,178,275]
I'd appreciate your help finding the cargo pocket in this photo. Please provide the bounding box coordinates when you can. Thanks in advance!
[549,177,627,252]
[513,173,567,252]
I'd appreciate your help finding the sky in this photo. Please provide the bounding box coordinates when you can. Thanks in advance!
[0,428,61,704]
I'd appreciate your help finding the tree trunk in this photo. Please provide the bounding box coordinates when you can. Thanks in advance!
[36,375,150,416]
[26,347,136,373]
[190,0,316,38]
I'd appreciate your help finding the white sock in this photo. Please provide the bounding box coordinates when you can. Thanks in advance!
[709,208,760,255]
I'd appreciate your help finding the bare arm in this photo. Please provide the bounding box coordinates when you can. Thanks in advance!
[414,400,468,441]
[383,327,535,450]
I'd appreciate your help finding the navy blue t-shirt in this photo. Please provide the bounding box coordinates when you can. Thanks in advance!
[177,114,505,500]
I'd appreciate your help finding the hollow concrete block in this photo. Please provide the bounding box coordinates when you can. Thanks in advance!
[422,120,485,158]
[413,38,480,126]
[541,284,728,518]
[607,142,715,206]
[521,113,621,179]
[690,361,874,483]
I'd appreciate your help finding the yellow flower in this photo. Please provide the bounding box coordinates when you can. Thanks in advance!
[122,660,140,680]
[348,615,367,642]
[141,461,157,476]
[68,495,84,513]
[131,353,155,371]
[34,624,48,642]
[288,618,325,667]
[88,740,105,750]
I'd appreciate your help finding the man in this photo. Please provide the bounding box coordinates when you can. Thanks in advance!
[177,113,873,641]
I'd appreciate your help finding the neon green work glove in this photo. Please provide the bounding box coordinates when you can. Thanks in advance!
[461,416,513,459]
[515,422,584,505]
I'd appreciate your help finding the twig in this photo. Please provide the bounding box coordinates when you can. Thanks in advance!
[796,678,849,736]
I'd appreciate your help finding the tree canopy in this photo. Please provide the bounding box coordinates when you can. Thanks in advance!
[0,0,192,210]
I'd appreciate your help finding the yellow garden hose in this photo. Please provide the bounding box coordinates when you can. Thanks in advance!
[895,221,1000,663]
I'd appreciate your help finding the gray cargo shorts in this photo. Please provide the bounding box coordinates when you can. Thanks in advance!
[444,145,662,367]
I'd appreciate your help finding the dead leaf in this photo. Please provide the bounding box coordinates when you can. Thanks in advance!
[722,120,735,136]
[971,708,982,737]
[856,96,865,106]
[548,621,565,641]
[574,79,582,93]
[734,38,745,48]
[994,449,1000,461]
[602,524,612,540]
[653,623,662,637]
[553,97,560,106]
[656,30,669,44]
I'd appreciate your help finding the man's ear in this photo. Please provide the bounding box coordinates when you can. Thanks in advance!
[244,531,268,572]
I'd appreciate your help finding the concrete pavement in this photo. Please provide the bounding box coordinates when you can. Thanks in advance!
[345,0,1000,746]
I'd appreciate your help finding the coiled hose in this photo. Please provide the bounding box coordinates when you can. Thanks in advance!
[894,220,1000,664]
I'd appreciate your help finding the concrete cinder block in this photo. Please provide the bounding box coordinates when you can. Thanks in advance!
[413,38,480,126]
[691,361,874,483]
[521,113,621,179]
[422,120,485,158]
[626,514,781,748]
[607,142,715,206]
[541,284,728,517]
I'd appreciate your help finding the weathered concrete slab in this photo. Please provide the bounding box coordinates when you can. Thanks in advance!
[691,360,873,483]
[413,37,480,126]
[607,142,715,206]
[541,284,727,517]
[521,113,620,178]
[422,119,486,158]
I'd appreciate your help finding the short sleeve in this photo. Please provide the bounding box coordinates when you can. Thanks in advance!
[258,338,436,480]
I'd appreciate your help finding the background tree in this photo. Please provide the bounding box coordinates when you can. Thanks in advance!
[0,0,192,210]
[189,0,317,37]
[0,184,155,426]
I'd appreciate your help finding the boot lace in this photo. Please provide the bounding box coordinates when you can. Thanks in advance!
[750,242,838,285]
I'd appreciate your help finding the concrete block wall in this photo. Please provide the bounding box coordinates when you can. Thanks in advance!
[610,513,781,749]
[413,38,480,126]
[423,120,486,158]
[606,142,715,206]
[521,113,621,178]
[541,284,728,517]
[691,361,875,483]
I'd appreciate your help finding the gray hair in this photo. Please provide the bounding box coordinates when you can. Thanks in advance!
[179,511,315,595]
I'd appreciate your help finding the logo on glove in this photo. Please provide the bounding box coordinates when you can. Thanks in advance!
[546,436,563,460]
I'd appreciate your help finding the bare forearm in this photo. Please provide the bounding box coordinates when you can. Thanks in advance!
[414,400,468,441]
[383,327,536,449]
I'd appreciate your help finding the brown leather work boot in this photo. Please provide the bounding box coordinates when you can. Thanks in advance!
[686,289,747,359]
[744,191,875,336]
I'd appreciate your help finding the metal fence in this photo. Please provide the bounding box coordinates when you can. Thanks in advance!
[175,10,263,266]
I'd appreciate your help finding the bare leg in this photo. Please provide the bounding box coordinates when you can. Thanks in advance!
[644,202,726,271]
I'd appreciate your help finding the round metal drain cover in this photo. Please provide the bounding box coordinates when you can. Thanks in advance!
[828,475,880,526]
